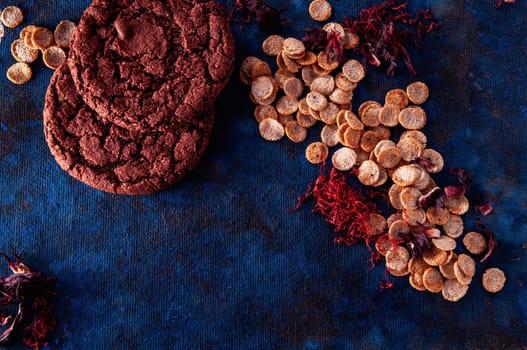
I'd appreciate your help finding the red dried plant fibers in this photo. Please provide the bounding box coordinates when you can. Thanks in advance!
[293,168,387,265]
[0,254,56,349]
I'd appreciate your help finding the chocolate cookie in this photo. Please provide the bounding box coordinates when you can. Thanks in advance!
[44,63,213,195]
[68,0,235,132]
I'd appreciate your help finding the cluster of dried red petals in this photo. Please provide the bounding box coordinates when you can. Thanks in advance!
[0,254,56,349]
[227,0,289,32]
[302,0,440,77]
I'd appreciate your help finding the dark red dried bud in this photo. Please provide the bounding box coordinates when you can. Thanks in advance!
[450,166,471,192]
[444,185,466,197]
[397,232,432,258]
[476,219,497,263]
[475,201,493,216]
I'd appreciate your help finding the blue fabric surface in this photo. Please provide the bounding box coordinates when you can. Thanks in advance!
[0,0,526,349]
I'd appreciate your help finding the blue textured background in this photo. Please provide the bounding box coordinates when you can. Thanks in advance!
[0,0,526,349]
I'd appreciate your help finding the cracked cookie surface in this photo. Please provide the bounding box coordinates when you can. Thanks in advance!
[68,0,234,132]
[44,63,213,195]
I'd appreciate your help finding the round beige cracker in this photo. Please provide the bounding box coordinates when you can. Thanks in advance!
[421,148,444,173]
[357,160,380,186]
[385,246,410,272]
[295,51,317,66]
[398,106,427,130]
[358,131,379,153]
[311,75,335,96]
[445,195,470,216]
[251,76,275,101]
[331,147,357,171]
[6,62,32,84]
[317,51,339,71]
[432,235,457,251]
[31,27,55,51]
[399,187,422,210]
[308,0,332,22]
[403,208,426,226]
[456,254,476,277]
[442,279,469,302]
[400,130,427,148]
[359,102,381,127]
[251,61,273,79]
[366,213,387,236]
[344,111,364,131]
[335,72,357,92]
[392,164,420,187]
[422,245,449,266]
[386,212,403,228]
[11,39,39,63]
[342,59,365,83]
[283,77,304,98]
[439,254,458,280]
[1,6,23,28]
[377,146,401,169]
[388,265,409,277]
[378,104,400,127]
[301,66,317,86]
[259,118,284,141]
[372,167,388,187]
[306,91,328,111]
[482,268,506,293]
[323,22,345,39]
[406,81,429,105]
[305,142,329,164]
[254,105,278,123]
[388,184,404,211]
[296,111,317,128]
[397,136,424,162]
[240,56,262,84]
[278,114,295,126]
[276,95,299,115]
[320,124,339,147]
[426,206,451,226]
[312,63,330,76]
[423,267,444,293]
[453,262,473,286]
[374,139,396,157]
[285,121,307,143]
[341,126,362,148]
[385,89,409,109]
[388,219,409,241]
[409,273,427,292]
[262,34,284,56]
[282,37,306,58]
[329,88,352,105]
[281,52,302,72]
[54,20,77,49]
[43,46,67,70]
[442,215,464,238]
[463,231,487,255]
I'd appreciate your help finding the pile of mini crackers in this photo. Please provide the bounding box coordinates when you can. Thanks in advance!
[0,5,76,84]
[239,0,506,301]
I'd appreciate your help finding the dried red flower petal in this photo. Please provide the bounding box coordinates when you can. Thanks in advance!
[302,28,328,52]
[418,186,445,208]
[444,185,466,197]
[342,0,440,77]
[397,232,432,258]
[450,166,471,191]
[0,254,56,349]
[475,219,497,263]
[325,30,344,63]
[475,201,493,216]
[228,0,289,32]
[496,0,515,8]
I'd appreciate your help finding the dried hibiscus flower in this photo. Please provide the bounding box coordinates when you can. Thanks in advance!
[475,219,497,263]
[495,0,515,8]
[342,0,440,76]
[0,254,56,349]
[475,201,493,216]
[227,0,289,32]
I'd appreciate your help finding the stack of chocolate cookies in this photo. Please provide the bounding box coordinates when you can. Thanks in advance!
[43,0,235,194]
